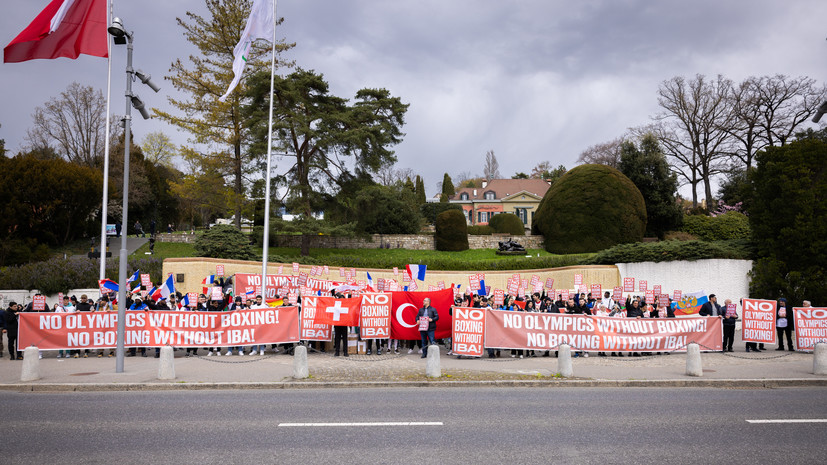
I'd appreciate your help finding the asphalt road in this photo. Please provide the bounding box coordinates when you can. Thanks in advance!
[2,387,826,464]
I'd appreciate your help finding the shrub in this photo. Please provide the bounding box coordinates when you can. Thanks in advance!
[467,225,493,235]
[586,239,754,265]
[0,256,162,294]
[194,225,256,260]
[663,231,698,241]
[534,164,647,253]
[681,211,750,241]
[353,185,421,234]
[421,203,462,224]
[435,209,469,251]
[488,213,525,235]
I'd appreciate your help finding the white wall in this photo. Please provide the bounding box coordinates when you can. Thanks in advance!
[616,259,753,305]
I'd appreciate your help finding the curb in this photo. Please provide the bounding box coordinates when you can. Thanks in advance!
[1,378,826,392]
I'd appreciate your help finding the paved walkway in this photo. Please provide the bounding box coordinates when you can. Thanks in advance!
[71,236,148,260]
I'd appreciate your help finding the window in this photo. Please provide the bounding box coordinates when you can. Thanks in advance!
[484,191,496,200]
[515,208,527,224]
[460,192,469,200]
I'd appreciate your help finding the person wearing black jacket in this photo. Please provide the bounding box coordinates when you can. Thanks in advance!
[3,302,21,360]
[699,294,722,317]
[417,298,439,358]
[722,298,738,352]
[775,298,794,351]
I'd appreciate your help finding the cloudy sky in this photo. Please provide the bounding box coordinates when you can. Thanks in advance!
[2,0,826,198]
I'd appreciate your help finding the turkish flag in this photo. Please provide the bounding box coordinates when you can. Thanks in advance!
[307,296,361,326]
[390,289,454,340]
[4,0,108,63]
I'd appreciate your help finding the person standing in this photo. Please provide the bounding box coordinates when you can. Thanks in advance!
[417,298,439,358]
[3,302,21,360]
[699,294,722,317]
[115,222,121,238]
[134,220,145,238]
[722,298,738,352]
[775,298,794,351]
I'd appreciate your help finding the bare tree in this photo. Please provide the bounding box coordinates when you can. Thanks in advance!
[483,150,501,180]
[25,82,117,168]
[655,74,733,210]
[577,137,624,168]
[375,163,414,186]
[724,77,766,170]
[756,74,826,147]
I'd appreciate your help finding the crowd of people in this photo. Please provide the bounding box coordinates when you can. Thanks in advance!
[0,286,812,361]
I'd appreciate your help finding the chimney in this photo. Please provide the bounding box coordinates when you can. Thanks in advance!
[473,189,478,197]
[482,181,488,188]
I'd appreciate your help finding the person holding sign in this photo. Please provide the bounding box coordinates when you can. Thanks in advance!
[417,298,439,358]
[775,298,794,351]
[723,299,738,352]
[2,302,21,360]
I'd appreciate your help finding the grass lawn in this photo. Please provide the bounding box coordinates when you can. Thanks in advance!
[131,242,197,260]
[131,241,593,271]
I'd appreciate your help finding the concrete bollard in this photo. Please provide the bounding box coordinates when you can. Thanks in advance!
[157,346,176,380]
[425,344,441,378]
[814,343,827,375]
[293,345,309,379]
[21,346,40,382]
[686,343,703,377]
[557,344,573,378]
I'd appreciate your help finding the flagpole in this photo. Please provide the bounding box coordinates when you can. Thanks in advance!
[98,0,113,283]
[261,0,278,300]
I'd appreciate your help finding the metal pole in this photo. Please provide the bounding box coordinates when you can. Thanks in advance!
[99,0,113,282]
[115,33,134,373]
[261,0,278,300]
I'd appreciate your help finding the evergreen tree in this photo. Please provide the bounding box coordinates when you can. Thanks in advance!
[440,172,455,202]
[415,175,426,204]
[618,133,683,239]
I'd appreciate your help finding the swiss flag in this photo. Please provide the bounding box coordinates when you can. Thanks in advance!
[390,289,454,340]
[307,296,361,326]
[4,0,108,63]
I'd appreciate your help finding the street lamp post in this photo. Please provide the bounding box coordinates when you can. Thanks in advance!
[108,17,159,373]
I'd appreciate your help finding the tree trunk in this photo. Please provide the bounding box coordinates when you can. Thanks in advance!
[301,234,310,257]
[233,141,243,230]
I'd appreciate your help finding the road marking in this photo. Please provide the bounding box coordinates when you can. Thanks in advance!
[278,422,443,427]
[746,419,827,424]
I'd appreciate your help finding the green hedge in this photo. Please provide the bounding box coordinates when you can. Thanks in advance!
[268,252,590,271]
[681,211,751,241]
[467,225,493,235]
[488,213,525,235]
[585,239,755,265]
[421,203,462,225]
[0,256,163,295]
[435,209,469,251]
[195,225,256,260]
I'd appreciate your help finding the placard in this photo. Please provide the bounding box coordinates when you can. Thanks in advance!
[216,264,225,276]
[623,277,635,293]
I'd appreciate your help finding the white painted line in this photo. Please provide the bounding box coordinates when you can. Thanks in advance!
[746,419,827,424]
[278,422,443,427]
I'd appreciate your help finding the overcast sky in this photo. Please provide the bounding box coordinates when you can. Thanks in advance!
[2,0,826,198]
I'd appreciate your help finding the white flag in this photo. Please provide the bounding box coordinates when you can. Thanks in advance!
[218,0,274,102]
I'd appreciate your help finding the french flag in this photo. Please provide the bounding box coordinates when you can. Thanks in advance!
[406,264,426,281]
[178,294,190,309]
[160,274,176,300]
[99,279,118,293]
[148,286,161,301]
[127,269,141,283]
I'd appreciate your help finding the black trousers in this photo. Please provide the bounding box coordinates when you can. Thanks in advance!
[363,338,381,352]
[723,325,735,350]
[7,334,19,359]
[333,326,348,355]
[776,326,794,349]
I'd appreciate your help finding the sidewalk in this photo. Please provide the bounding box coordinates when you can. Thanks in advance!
[1,338,823,391]
[70,236,148,260]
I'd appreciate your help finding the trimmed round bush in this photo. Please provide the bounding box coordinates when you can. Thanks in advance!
[435,209,469,251]
[488,212,525,235]
[534,164,647,253]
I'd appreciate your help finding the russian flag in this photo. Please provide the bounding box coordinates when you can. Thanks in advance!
[99,279,118,293]
[406,264,426,281]
[127,269,141,283]
[160,274,176,300]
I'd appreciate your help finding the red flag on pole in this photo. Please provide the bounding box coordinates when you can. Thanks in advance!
[4,0,108,63]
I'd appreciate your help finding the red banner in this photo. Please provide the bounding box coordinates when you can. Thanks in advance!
[390,289,454,340]
[234,273,340,299]
[483,309,722,352]
[359,293,392,339]
[452,307,486,357]
[305,296,361,326]
[17,308,300,350]
[742,298,776,344]
[793,307,827,351]
[300,304,332,341]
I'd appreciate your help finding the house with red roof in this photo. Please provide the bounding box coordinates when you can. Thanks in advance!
[450,178,551,230]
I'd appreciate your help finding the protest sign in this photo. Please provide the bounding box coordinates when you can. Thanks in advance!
[452,306,485,357]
